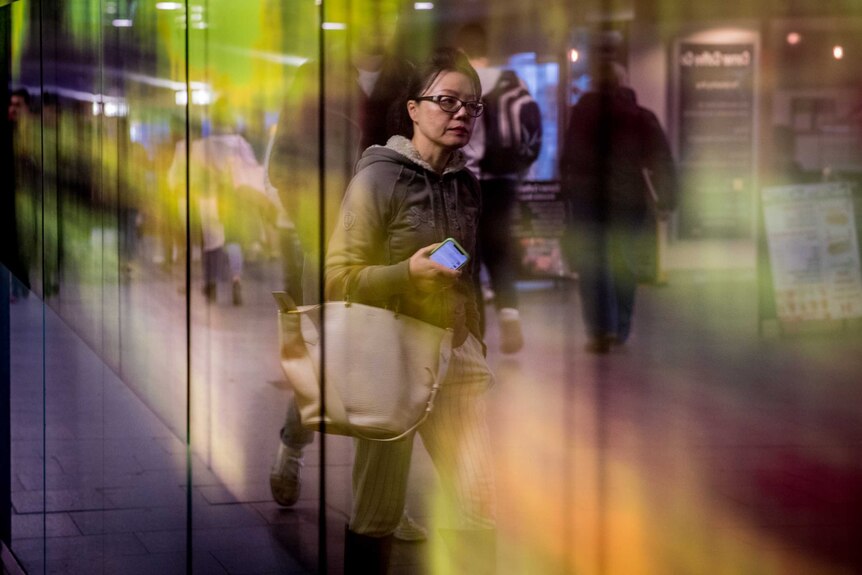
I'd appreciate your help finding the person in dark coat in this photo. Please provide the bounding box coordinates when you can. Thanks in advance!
[560,63,677,353]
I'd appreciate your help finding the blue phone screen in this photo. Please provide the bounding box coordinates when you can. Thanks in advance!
[430,241,469,270]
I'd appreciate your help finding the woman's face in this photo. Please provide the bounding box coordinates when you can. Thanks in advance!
[408,70,479,154]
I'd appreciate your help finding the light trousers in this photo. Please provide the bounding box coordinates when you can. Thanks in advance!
[350,334,496,536]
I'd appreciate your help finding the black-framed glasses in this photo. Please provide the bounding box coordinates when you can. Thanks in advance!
[414,95,485,117]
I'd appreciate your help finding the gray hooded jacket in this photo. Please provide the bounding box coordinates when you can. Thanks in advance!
[325,135,482,347]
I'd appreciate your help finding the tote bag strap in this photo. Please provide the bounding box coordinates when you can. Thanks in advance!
[338,297,454,442]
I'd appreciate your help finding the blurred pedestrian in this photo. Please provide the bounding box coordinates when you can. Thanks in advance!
[168,98,267,305]
[456,22,543,354]
[560,62,677,353]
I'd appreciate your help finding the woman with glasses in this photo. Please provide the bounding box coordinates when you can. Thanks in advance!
[325,47,496,574]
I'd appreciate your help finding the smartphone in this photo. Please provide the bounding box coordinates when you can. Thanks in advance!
[429,237,470,271]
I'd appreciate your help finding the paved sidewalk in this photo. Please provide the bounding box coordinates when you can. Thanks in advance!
[8,258,862,574]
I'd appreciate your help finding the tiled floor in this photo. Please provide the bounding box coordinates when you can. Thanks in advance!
[7,245,862,574]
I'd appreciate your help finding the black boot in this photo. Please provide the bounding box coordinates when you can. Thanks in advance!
[440,528,496,575]
[344,526,393,575]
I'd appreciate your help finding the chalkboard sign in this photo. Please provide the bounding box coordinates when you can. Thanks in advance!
[512,181,571,278]
[676,43,756,239]
[762,182,862,322]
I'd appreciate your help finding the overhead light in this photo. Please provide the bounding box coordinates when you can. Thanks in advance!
[156,2,183,10]
[175,88,214,106]
[103,101,128,117]
[112,18,133,27]
[786,32,801,45]
[569,49,580,63]
[321,22,347,30]
[833,45,844,60]
[192,89,213,105]
[414,2,434,9]
[92,98,128,117]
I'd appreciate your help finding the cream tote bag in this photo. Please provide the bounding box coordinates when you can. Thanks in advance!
[276,294,453,441]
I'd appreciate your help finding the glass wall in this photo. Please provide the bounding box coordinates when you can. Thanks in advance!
[3,1,862,574]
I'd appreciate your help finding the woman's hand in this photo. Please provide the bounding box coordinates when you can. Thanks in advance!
[408,243,461,293]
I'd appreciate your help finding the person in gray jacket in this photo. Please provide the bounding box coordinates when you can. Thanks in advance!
[325,48,496,574]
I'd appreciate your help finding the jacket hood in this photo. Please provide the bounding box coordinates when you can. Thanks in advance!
[357,135,468,176]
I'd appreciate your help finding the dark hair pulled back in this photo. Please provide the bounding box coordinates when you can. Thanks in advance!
[388,47,481,139]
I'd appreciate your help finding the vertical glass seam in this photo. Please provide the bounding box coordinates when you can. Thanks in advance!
[317,0,328,571]
[183,1,193,573]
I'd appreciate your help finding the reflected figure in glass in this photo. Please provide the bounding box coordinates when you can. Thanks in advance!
[7,88,36,302]
[168,97,270,306]
[265,0,418,534]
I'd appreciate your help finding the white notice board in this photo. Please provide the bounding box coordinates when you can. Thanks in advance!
[762,182,862,321]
